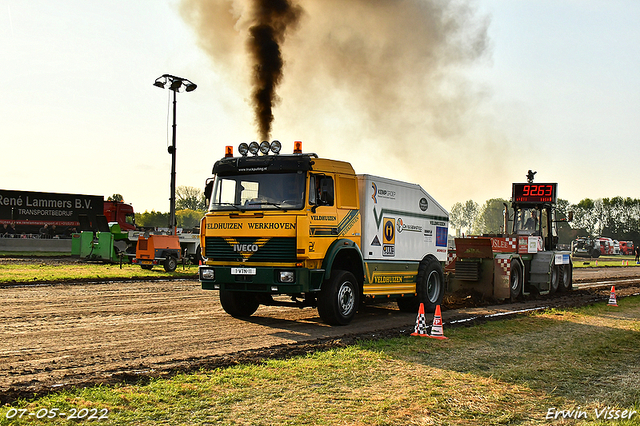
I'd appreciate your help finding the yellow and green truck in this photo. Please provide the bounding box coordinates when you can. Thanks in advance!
[198,141,449,325]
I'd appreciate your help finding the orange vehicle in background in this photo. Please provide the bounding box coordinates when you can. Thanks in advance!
[132,234,182,272]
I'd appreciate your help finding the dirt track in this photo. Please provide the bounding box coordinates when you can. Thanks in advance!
[2,266,640,403]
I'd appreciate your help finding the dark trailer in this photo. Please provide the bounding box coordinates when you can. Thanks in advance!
[0,189,104,236]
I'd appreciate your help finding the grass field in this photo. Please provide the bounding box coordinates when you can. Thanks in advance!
[0,262,198,284]
[1,296,638,425]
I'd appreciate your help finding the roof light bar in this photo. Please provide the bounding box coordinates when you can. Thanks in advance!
[231,140,301,157]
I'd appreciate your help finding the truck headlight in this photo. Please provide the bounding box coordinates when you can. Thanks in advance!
[278,271,295,283]
[200,267,215,280]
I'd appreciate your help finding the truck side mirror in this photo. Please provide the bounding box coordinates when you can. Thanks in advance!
[204,178,214,207]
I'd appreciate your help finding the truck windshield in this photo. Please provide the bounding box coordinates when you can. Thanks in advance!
[514,207,540,235]
[209,172,305,211]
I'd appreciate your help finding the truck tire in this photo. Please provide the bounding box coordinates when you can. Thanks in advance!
[510,261,523,301]
[163,256,177,272]
[559,264,573,292]
[219,290,260,318]
[549,263,560,294]
[317,270,359,326]
[416,257,445,313]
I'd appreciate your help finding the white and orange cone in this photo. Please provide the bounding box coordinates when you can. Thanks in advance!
[608,286,618,306]
[429,305,448,340]
[411,303,429,337]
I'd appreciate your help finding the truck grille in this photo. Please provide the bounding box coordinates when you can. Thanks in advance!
[204,237,296,263]
[454,261,480,281]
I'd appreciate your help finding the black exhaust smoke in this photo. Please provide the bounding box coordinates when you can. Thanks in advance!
[248,0,302,141]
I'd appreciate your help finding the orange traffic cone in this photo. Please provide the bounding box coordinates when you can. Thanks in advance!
[429,305,448,340]
[411,303,429,336]
[608,286,618,306]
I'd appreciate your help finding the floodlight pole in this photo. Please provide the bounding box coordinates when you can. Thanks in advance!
[154,74,196,236]
[169,88,178,236]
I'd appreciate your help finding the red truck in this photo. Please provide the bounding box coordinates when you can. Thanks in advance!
[619,240,634,255]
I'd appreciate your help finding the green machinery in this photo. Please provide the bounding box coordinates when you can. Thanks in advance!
[71,216,130,263]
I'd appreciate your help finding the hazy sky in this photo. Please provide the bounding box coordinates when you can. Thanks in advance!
[2,0,639,214]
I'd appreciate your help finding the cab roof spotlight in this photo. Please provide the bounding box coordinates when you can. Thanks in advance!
[259,141,271,155]
[248,141,260,156]
[270,140,281,155]
[238,143,249,157]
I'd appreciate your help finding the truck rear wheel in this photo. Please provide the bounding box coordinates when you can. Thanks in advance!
[219,290,260,318]
[416,257,444,313]
[549,264,560,294]
[317,270,359,326]
[510,261,523,301]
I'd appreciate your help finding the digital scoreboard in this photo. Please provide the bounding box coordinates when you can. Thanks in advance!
[512,183,557,204]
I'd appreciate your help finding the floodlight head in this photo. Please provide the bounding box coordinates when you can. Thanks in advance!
[153,79,166,89]
[169,80,183,91]
[185,83,197,92]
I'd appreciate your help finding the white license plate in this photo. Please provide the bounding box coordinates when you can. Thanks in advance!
[231,267,256,275]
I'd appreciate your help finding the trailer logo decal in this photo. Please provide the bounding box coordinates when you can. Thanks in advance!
[436,226,448,247]
[383,218,395,257]
[419,198,428,211]
[396,218,422,234]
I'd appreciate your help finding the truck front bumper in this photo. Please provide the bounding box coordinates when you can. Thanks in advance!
[199,265,325,294]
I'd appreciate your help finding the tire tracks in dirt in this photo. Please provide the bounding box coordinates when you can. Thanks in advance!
[2,267,639,404]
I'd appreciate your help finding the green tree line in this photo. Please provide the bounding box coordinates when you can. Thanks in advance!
[450,197,640,244]
[135,186,207,229]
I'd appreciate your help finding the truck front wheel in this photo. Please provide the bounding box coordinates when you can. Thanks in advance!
[416,257,445,313]
[219,290,260,318]
[318,270,359,326]
[559,264,573,292]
